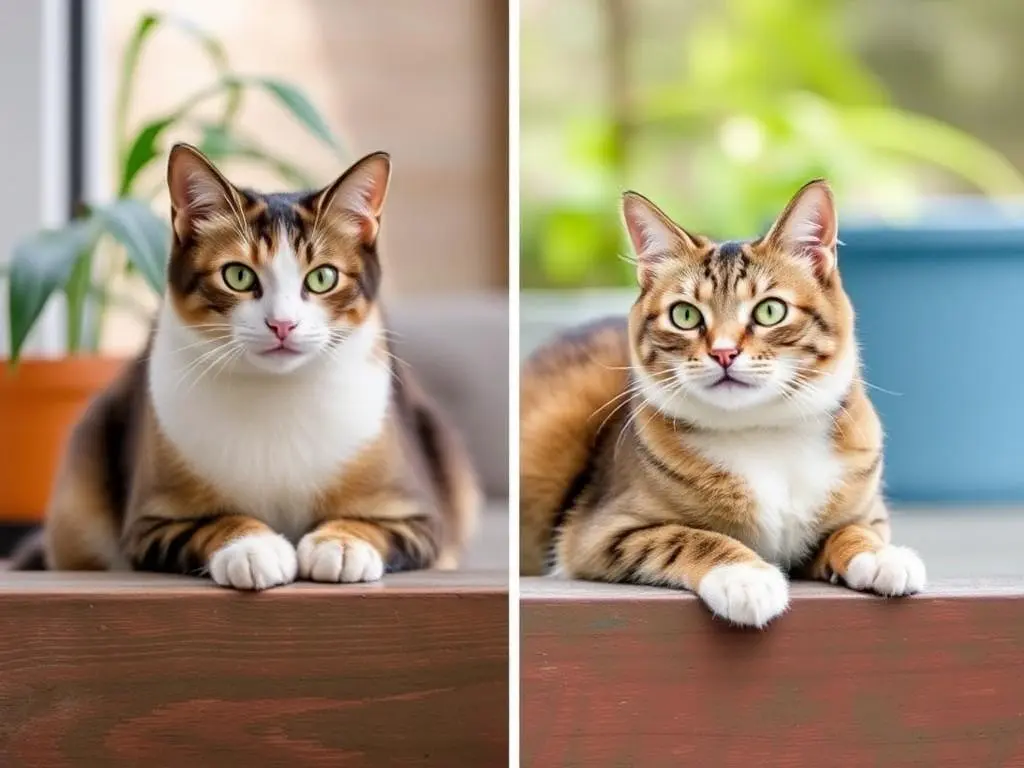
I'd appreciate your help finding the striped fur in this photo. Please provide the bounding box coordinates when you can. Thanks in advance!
[520,180,925,627]
[21,144,479,588]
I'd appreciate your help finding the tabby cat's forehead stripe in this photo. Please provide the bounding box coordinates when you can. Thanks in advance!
[699,240,752,294]
[716,240,747,261]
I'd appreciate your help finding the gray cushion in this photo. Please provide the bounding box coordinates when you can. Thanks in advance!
[388,292,508,499]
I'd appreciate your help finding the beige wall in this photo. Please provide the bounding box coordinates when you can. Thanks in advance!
[104,0,508,299]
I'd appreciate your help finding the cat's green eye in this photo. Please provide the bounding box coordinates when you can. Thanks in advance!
[305,265,339,294]
[222,263,257,292]
[753,298,788,327]
[669,302,703,330]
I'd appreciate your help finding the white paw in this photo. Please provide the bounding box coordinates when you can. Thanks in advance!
[697,563,789,628]
[844,546,926,596]
[208,532,297,591]
[297,535,385,583]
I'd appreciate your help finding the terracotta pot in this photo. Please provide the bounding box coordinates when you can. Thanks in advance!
[0,357,126,522]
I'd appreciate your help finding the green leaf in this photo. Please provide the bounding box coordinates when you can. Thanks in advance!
[116,13,158,159]
[226,76,343,154]
[7,220,96,361]
[116,13,240,166]
[117,73,340,195]
[95,200,170,294]
[116,80,238,196]
[195,122,318,188]
[118,115,175,196]
[838,106,1024,196]
[64,248,94,353]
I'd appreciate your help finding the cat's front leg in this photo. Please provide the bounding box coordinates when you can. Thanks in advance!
[811,518,926,596]
[562,513,789,628]
[297,505,440,583]
[123,502,297,590]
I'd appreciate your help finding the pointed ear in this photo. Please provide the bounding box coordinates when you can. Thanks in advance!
[314,151,391,244]
[621,191,698,286]
[763,179,838,280]
[166,143,242,241]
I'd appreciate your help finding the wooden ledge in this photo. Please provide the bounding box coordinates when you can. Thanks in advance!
[0,569,507,595]
[522,575,1024,600]
[0,571,508,767]
[522,578,1024,767]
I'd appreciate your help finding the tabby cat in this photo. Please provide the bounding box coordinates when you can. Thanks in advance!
[520,180,925,627]
[13,143,479,589]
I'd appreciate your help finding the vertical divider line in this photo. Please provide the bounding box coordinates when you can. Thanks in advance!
[507,1,521,767]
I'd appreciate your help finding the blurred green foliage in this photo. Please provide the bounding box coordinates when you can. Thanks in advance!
[6,12,343,363]
[521,0,1024,289]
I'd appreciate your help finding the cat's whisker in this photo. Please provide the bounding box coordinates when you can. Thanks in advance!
[785,362,901,397]
[594,384,651,436]
[594,362,641,372]
[614,393,658,458]
[591,379,652,415]
[174,341,234,389]
[785,374,866,441]
[860,380,903,397]
[209,344,246,385]
[371,332,412,370]
[172,333,235,354]
[589,370,673,425]
[183,342,243,394]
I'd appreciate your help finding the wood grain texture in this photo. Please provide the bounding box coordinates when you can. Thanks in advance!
[521,578,1024,768]
[0,572,507,767]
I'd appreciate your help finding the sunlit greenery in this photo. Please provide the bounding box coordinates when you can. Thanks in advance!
[521,0,1024,288]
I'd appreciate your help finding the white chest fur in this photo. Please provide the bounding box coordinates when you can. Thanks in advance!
[148,308,391,540]
[684,422,844,568]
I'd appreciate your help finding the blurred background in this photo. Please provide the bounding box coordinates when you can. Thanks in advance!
[0,0,508,568]
[521,0,1024,545]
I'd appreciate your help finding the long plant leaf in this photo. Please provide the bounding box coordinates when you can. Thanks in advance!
[116,13,241,168]
[7,219,97,361]
[839,106,1024,197]
[118,73,337,195]
[118,79,242,196]
[64,247,94,353]
[195,122,319,188]
[119,115,176,196]
[96,200,170,294]
[224,76,343,154]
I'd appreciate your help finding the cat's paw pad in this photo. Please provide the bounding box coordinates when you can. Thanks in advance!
[845,546,926,596]
[208,532,297,591]
[297,535,385,583]
[697,563,789,628]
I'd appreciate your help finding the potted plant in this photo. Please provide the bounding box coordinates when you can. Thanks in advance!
[0,12,342,524]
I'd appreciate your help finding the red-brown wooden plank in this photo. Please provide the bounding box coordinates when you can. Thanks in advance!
[521,578,1024,768]
[0,572,508,767]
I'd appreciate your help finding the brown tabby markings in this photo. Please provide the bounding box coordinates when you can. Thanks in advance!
[521,180,923,626]
[28,144,479,584]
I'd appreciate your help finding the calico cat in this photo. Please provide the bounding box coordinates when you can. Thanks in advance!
[520,180,925,627]
[13,143,479,589]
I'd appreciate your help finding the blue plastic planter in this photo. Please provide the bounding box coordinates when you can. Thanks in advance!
[840,204,1024,503]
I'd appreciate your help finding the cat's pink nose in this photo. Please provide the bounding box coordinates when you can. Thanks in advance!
[709,348,739,368]
[265,318,298,341]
